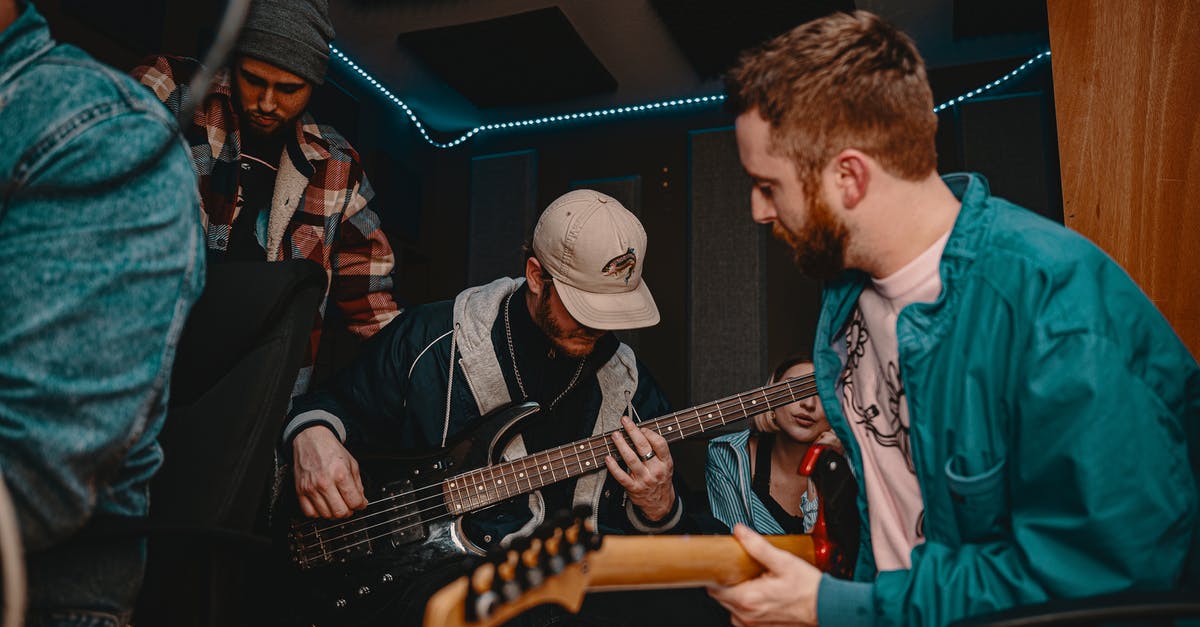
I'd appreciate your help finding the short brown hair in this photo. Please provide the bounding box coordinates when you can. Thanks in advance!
[726,11,938,186]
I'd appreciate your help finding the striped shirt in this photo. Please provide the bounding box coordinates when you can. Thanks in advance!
[707,430,817,534]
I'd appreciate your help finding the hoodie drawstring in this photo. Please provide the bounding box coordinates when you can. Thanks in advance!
[442,324,459,447]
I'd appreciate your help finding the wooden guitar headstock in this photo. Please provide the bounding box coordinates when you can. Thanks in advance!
[424,506,600,627]
[424,506,818,627]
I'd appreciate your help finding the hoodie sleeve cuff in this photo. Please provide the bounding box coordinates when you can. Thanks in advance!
[817,574,876,627]
[626,494,683,533]
[282,409,347,453]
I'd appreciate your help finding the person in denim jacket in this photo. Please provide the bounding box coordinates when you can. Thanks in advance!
[709,10,1199,627]
[0,1,204,624]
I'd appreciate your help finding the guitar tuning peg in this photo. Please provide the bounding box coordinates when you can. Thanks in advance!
[546,551,567,574]
[539,527,566,573]
[524,563,546,589]
[492,555,519,604]
[486,546,508,565]
[586,531,603,552]
[469,561,495,596]
[467,589,500,623]
[501,577,523,603]
[520,538,542,567]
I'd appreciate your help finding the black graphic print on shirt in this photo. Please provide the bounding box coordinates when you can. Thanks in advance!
[839,305,925,539]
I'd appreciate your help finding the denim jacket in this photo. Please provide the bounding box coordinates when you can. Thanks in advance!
[0,2,204,553]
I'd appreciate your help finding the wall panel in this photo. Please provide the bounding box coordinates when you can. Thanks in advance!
[1049,0,1200,357]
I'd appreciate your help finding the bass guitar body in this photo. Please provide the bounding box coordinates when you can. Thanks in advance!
[277,402,540,626]
[277,373,822,625]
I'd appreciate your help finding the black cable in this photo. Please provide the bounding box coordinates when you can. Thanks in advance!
[0,0,251,206]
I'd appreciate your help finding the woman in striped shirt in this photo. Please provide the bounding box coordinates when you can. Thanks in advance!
[706,355,841,534]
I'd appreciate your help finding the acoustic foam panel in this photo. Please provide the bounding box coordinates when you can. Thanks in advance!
[469,150,538,285]
[688,128,767,404]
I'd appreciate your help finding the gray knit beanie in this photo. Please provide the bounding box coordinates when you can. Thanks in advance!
[234,0,335,85]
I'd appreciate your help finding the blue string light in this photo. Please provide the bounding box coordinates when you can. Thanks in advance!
[331,46,1051,149]
[932,50,1051,114]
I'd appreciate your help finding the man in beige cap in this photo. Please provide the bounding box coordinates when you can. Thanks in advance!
[282,190,697,616]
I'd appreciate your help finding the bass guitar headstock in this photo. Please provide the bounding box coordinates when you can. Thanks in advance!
[424,506,600,627]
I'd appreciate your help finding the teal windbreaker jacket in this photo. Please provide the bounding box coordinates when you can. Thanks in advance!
[814,173,1199,625]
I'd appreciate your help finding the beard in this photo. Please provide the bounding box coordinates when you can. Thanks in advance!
[241,110,291,138]
[533,288,604,359]
[772,191,849,281]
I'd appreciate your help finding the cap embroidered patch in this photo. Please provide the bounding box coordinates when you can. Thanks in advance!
[602,248,637,285]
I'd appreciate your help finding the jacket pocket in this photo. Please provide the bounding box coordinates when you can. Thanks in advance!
[944,455,1008,543]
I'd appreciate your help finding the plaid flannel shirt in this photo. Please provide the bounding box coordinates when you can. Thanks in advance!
[132,56,400,388]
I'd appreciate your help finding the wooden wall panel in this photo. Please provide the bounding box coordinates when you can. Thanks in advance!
[1048,0,1200,358]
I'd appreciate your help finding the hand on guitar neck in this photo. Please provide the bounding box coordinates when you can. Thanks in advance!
[705,440,857,625]
[605,415,677,521]
[707,524,822,626]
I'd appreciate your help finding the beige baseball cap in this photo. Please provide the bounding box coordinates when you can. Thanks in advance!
[532,190,660,330]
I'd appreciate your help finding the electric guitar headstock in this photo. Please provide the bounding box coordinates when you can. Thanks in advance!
[425,506,821,627]
[424,506,600,627]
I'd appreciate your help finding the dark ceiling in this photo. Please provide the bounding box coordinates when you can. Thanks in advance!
[330,0,1049,134]
[49,0,1049,137]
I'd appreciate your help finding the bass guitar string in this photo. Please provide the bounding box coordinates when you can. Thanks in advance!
[293,378,817,552]
[291,375,816,541]
[291,376,817,546]
[297,381,820,558]
[293,378,818,554]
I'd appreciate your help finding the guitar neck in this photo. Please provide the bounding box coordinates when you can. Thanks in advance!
[423,534,815,627]
[440,374,818,514]
[586,534,814,590]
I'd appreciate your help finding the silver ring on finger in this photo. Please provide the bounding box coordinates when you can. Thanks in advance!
[641,450,656,461]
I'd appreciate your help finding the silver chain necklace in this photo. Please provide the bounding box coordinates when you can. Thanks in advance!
[504,290,587,411]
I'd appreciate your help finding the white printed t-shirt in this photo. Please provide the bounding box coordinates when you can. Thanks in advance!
[838,228,950,570]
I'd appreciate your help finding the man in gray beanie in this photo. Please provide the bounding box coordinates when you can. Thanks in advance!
[134,0,401,395]
[235,0,334,86]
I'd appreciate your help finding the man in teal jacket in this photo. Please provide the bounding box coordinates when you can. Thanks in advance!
[709,10,1199,626]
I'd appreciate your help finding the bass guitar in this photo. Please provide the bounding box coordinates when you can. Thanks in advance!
[281,373,817,625]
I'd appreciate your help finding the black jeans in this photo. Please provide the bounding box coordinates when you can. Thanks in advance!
[23,536,145,627]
